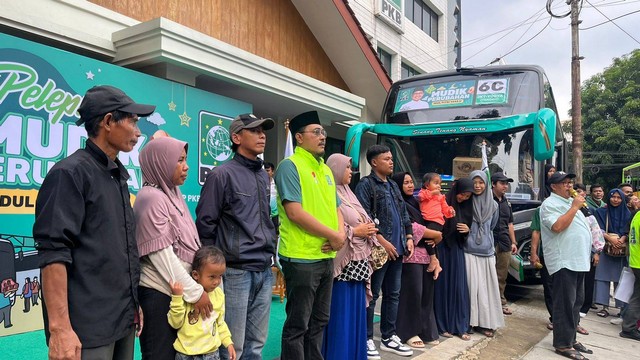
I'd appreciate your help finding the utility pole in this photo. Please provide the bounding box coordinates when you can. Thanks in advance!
[570,0,583,182]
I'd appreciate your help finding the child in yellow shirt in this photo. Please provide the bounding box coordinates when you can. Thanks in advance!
[168,246,236,360]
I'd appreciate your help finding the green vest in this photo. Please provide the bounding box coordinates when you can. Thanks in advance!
[629,212,640,269]
[278,147,338,260]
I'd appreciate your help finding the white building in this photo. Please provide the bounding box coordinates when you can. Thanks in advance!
[350,0,461,81]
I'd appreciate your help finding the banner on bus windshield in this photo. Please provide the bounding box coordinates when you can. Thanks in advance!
[394,78,510,113]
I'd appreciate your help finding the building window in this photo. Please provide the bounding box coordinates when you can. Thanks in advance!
[378,48,392,75]
[401,62,420,79]
[404,0,439,41]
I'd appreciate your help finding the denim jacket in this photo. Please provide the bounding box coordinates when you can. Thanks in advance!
[355,172,413,252]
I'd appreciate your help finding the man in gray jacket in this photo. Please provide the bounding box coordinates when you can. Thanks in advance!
[196,113,277,360]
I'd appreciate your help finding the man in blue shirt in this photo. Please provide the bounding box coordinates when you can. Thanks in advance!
[540,171,593,360]
[356,145,414,359]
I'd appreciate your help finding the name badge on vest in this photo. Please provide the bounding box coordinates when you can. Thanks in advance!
[325,175,333,185]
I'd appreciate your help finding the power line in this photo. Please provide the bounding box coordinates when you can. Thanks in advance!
[584,0,640,44]
[580,8,640,29]
[546,0,573,18]
[486,16,553,65]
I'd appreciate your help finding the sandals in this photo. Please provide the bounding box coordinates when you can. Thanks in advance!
[502,307,513,315]
[546,322,554,331]
[406,335,425,349]
[596,309,609,317]
[459,333,471,341]
[555,348,589,360]
[576,325,589,335]
[441,332,454,338]
[474,327,495,338]
[573,342,593,354]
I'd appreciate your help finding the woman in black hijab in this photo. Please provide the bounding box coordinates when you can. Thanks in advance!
[434,178,474,340]
[391,172,442,348]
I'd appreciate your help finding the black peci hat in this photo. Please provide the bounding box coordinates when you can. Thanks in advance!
[289,111,321,134]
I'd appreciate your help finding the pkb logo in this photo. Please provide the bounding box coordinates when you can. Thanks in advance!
[198,112,233,185]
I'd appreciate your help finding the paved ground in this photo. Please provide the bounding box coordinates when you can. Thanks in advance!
[368,279,640,359]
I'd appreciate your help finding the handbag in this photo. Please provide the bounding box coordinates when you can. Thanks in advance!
[603,213,628,257]
[338,188,388,271]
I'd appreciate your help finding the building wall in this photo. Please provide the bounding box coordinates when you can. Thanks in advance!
[89,0,349,91]
[350,0,456,79]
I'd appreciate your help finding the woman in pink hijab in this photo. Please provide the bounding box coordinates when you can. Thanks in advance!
[134,137,210,360]
[322,153,379,360]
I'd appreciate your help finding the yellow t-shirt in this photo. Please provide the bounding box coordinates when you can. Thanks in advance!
[168,287,233,355]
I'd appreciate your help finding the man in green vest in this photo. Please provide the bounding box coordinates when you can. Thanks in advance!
[621,212,640,341]
[275,110,346,359]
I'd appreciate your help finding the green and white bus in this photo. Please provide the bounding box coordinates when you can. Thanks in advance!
[345,65,567,276]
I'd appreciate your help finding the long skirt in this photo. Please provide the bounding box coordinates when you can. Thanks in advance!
[434,242,470,335]
[594,252,627,308]
[396,263,439,343]
[464,253,505,330]
[322,280,367,360]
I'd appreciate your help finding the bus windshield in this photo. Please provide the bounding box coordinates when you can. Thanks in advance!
[380,127,540,201]
[385,69,542,125]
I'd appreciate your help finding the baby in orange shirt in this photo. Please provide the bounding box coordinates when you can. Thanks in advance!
[418,173,455,273]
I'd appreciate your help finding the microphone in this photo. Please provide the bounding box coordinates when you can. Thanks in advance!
[569,188,588,208]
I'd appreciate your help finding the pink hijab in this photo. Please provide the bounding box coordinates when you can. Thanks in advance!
[326,154,374,274]
[134,137,201,263]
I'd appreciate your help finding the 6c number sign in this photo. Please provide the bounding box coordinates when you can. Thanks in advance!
[475,78,509,105]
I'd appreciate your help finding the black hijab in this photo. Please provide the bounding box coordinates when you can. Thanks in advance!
[443,178,474,248]
[539,163,556,201]
[391,172,423,225]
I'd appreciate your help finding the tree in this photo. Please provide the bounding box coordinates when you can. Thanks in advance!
[580,49,640,191]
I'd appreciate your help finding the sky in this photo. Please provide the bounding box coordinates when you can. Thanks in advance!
[461,0,640,120]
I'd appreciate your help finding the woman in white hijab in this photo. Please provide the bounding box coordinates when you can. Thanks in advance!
[462,170,504,337]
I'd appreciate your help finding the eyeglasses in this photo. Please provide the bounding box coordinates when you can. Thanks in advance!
[300,128,327,137]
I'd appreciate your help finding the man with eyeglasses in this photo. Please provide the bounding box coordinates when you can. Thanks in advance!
[274,110,345,359]
[540,171,594,359]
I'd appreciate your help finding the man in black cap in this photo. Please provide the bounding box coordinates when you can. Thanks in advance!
[196,113,277,360]
[491,172,517,315]
[540,171,593,359]
[274,110,345,359]
[34,85,155,359]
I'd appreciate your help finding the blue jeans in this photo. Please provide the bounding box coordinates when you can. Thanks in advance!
[367,257,403,340]
[219,267,273,360]
[175,350,220,360]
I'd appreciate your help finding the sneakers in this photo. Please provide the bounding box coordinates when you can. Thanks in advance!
[610,316,623,325]
[367,339,381,360]
[380,335,414,357]
[579,312,587,318]
[620,329,640,341]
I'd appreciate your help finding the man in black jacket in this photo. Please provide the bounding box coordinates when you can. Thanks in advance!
[34,85,155,359]
[196,113,277,360]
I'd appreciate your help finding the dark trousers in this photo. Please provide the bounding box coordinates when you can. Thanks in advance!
[580,260,597,314]
[138,286,177,360]
[540,256,554,322]
[396,263,438,342]
[81,328,135,360]
[367,257,403,340]
[622,267,640,333]
[23,297,30,312]
[280,259,333,360]
[551,269,585,349]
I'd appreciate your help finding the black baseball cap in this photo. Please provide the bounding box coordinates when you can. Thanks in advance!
[76,85,156,125]
[229,113,275,134]
[547,171,576,185]
[491,172,513,183]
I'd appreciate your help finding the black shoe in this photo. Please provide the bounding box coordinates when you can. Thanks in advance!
[620,329,640,341]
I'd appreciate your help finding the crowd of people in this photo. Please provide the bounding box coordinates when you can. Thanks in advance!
[32,85,640,360]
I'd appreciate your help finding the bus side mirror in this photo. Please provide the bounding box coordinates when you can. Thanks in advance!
[345,122,375,169]
[533,108,557,161]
